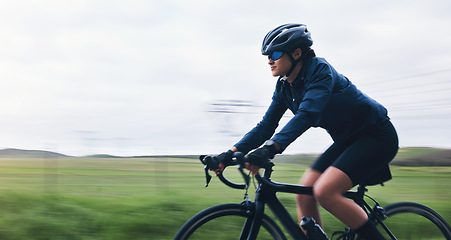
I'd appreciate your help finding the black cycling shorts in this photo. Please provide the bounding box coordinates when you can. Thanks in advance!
[311,120,399,186]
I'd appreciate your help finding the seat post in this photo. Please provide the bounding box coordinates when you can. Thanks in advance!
[357,184,368,195]
[352,184,368,208]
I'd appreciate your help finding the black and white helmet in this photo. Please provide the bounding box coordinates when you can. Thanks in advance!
[261,24,313,55]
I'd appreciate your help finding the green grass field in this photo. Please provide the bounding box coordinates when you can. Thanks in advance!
[0,152,450,239]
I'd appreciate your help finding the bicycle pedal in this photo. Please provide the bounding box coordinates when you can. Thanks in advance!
[331,228,352,240]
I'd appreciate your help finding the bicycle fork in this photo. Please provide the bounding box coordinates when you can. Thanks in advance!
[241,184,308,240]
[239,200,265,240]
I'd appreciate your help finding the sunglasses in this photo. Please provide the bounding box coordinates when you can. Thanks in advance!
[268,51,284,61]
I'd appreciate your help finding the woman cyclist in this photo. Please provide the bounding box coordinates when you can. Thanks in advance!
[212,23,398,240]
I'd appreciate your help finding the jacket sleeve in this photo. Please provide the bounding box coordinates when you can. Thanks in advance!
[234,90,287,154]
[272,62,334,152]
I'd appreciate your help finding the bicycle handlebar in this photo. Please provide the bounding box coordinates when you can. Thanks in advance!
[199,152,314,195]
[199,153,250,189]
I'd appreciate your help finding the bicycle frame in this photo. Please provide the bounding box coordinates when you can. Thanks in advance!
[248,170,309,240]
[200,154,392,240]
[238,165,385,240]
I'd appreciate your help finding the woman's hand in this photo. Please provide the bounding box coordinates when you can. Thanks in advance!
[245,146,273,175]
[212,162,225,176]
[245,162,261,176]
[210,148,236,175]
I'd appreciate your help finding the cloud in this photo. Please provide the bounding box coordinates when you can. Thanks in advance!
[0,0,450,155]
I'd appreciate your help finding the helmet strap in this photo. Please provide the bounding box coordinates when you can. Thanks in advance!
[281,48,315,81]
[281,52,301,80]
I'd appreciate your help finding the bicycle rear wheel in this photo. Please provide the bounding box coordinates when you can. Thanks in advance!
[376,202,451,239]
[174,203,287,240]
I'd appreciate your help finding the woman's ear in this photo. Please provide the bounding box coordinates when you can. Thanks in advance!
[292,48,303,61]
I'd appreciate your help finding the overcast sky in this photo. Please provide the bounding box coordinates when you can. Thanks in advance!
[1,0,450,156]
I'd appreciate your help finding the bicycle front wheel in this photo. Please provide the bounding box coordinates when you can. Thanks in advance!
[377,202,451,240]
[174,203,287,240]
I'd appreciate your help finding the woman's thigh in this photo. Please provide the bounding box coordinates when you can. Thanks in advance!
[312,121,398,186]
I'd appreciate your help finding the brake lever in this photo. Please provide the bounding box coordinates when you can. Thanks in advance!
[203,165,212,187]
[233,152,250,187]
[237,165,250,187]
[199,155,217,187]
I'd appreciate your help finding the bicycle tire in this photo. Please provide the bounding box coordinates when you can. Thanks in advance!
[174,203,287,240]
[361,202,451,240]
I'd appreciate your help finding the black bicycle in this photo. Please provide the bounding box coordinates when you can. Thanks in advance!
[174,153,451,240]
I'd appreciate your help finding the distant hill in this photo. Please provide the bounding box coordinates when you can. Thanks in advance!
[84,154,123,158]
[391,147,451,166]
[276,147,451,167]
[0,148,69,158]
[0,147,450,166]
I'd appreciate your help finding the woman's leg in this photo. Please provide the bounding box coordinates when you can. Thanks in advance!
[296,168,322,226]
[313,166,368,228]
[297,143,344,226]
[314,167,387,240]
[303,121,397,239]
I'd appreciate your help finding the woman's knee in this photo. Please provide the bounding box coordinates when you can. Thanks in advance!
[313,167,353,208]
[313,183,334,207]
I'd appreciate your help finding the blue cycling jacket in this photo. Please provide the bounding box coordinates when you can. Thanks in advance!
[234,57,389,154]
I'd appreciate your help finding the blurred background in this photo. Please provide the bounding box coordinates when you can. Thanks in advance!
[1,0,450,156]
